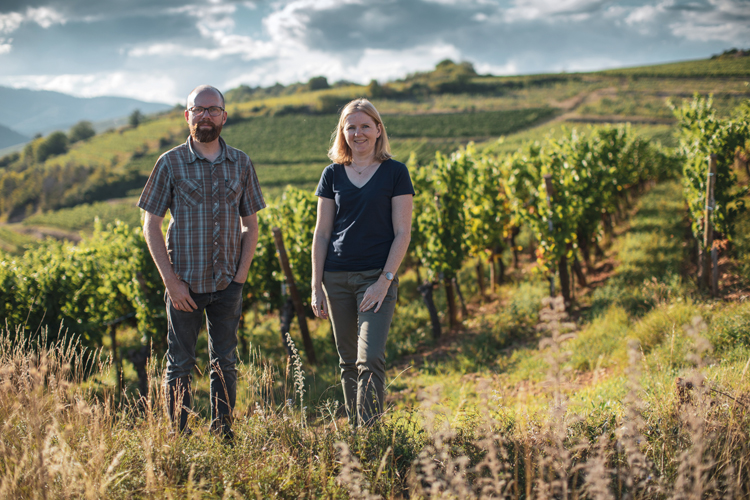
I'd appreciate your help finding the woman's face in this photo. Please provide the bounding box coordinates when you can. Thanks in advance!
[343,111,381,159]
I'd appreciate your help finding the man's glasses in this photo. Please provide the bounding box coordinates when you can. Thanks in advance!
[188,106,225,117]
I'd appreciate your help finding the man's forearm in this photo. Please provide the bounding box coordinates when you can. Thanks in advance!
[234,214,259,282]
[143,213,179,287]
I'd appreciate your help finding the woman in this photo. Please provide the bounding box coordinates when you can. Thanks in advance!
[311,98,414,427]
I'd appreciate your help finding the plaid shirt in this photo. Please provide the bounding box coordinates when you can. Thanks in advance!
[138,136,265,294]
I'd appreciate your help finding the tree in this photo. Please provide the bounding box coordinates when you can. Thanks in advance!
[129,109,144,128]
[35,132,68,163]
[307,76,329,91]
[69,121,96,143]
[367,80,384,98]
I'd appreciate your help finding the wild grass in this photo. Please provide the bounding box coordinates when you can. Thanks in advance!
[5,303,750,498]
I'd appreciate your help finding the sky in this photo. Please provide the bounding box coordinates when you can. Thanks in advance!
[0,0,748,105]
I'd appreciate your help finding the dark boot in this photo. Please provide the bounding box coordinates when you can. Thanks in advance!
[211,413,234,445]
[210,367,236,444]
[167,376,192,435]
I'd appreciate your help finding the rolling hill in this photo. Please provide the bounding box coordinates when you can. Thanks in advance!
[0,54,749,243]
[0,86,173,137]
[0,123,28,149]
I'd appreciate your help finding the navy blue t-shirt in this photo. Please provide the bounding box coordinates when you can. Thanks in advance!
[316,159,415,272]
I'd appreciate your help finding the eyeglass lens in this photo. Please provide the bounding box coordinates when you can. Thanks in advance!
[190,106,223,117]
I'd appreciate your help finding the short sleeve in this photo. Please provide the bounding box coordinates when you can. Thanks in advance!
[392,161,415,197]
[137,154,173,217]
[239,158,266,216]
[315,164,336,199]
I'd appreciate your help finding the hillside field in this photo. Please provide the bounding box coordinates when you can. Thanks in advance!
[1,55,750,498]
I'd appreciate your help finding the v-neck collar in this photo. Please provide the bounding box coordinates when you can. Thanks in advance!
[342,161,385,190]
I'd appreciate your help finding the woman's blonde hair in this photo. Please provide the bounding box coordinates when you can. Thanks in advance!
[328,98,392,165]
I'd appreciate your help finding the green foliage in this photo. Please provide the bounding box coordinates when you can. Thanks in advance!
[307,76,329,91]
[505,126,679,271]
[413,149,468,281]
[0,220,165,349]
[128,109,144,128]
[672,94,749,242]
[35,131,68,163]
[69,120,96,143]
[504,140,579,269]
[463,145,511,260]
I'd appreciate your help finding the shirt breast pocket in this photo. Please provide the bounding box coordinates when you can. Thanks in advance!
[177,179,203,207]
[225,179,241,206]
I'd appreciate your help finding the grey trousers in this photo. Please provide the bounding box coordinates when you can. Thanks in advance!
[323,269,398,427]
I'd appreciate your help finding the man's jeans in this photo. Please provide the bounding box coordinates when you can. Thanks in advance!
[165,280,243,429]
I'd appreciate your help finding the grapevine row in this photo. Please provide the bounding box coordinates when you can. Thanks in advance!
[1,96,748,364]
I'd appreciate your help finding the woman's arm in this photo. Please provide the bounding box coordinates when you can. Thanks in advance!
[311,196,336,318]
[359,194,413,313]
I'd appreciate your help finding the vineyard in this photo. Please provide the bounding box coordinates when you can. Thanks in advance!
[2,85,750,497]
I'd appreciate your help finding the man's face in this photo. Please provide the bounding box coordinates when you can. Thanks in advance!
[185,89,227,143]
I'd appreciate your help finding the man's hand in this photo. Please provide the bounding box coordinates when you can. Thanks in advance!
[167,279,197,312]
[143,211,198,313]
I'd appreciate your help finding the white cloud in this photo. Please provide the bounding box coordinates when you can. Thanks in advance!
[263,0,363,44]
[625,4,664,24]
[26,7,67,28]
[551,56,623,72]
[504,0,605,22]
[0,38,12,54]
[670,20,749,43]
[225,42,464,88]
[0,12,23,34]
[128,34,278,61]
[669,0,750,44]
[475,60,519,76]
[0,72,179,103]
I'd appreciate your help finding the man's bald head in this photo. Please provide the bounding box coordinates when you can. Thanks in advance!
[186,85,225,109]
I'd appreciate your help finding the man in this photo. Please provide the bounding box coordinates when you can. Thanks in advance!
[138,85,265,440]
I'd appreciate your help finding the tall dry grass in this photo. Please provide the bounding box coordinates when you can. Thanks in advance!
[2,309,750,498]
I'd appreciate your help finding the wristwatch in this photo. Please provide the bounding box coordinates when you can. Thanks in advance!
[382,271,394,281]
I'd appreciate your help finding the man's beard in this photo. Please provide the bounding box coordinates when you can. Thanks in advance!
[191,120,222,143]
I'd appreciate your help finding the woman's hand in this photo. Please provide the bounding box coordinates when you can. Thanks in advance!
[311,284,328,319]
[360,277,391,313]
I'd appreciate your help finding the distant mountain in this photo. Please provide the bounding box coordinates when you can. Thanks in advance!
[0,86,172,137]
[0,124,29,149]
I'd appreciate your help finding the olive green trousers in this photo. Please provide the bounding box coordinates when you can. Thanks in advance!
[323,269,398,427]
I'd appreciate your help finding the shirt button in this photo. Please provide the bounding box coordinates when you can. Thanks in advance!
[215,222,218,226]
[214,242,218,245]
[214,181,218,186]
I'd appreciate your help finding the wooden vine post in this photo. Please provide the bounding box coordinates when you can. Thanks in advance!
[702,155,718,296]
[272,227,317,365]
[418,282,441,340]
[543,175,556,298]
